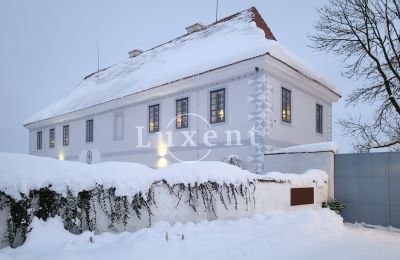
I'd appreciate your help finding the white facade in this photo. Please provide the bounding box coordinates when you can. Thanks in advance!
[26,55,339,173]
[24,7,341,173]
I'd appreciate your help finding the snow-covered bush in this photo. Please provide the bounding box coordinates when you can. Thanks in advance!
[223,154,247,170]
[322,199,345,213]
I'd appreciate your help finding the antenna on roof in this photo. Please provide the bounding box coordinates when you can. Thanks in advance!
[96,40,100,72]
[215,0,219,22]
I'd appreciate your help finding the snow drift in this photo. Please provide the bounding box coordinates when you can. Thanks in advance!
[1,208,400,260]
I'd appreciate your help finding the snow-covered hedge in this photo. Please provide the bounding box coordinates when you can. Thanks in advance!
[0,153,327,248]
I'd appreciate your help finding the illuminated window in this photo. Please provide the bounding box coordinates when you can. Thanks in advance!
[49,128,55,148]
[63,125,69,146]
[149,104,159,133]
[176,98,189,129]
[210,88,225,123]
[86,119,94,143]
[36,131,42,150]
[316,104,323,134]
[281,87,291,123]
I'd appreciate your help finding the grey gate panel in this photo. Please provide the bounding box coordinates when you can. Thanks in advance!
[334,152,400,228]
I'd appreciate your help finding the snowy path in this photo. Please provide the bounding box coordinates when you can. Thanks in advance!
[0,209,399,260]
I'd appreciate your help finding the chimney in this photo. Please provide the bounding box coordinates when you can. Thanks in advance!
[185,23,206,34]
[128,49,144,58]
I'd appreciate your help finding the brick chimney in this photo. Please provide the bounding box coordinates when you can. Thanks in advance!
[185,23,206,34]
[128,49,144,58]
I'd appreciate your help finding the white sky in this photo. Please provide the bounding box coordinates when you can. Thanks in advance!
[0,0,361,153]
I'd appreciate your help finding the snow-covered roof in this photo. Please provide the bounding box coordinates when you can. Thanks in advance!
[25,7,341,125]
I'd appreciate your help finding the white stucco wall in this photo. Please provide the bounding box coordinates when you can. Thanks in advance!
[264,151,335,199]
[27,56,340,172]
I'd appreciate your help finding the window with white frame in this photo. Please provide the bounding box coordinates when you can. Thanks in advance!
[49,128,55,148]
[63,125,69,146]
[149,104,159,133]
[37,131,42,150]
[281,87,291,123]
[86,119,94,142]
[316,104,323,134]
[176,98,188,129]
[210,88,225,123]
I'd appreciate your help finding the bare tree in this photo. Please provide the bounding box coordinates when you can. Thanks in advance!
[310,0,400,152]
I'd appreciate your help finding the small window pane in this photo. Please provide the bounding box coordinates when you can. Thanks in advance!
[63,125,69,146]
[176,98,189,129]
[37,131,42,150]
[49,128,55,148]
[149,105,159,133]
[86,120,94,142]
[282,88,291,123]
[316,104,323,134]
[210,89,225,123]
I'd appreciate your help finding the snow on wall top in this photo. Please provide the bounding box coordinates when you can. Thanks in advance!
[24,7,341,125]
[266,141,339,154]
[0,152,328,200]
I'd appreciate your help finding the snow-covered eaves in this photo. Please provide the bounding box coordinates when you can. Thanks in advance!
[266,142,339,155]
[24,7,341,126]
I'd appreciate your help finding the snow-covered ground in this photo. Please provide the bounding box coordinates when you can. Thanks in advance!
[1,208,399,260]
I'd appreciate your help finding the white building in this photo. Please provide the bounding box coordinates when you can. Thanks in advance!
[24,7,341,173]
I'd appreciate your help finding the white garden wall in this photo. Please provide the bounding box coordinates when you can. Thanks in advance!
[0,153,329,249]
[264,151,335,199]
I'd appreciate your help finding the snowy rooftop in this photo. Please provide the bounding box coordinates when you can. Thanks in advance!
[25,7,341,125]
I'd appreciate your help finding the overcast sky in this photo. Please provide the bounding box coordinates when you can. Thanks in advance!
[0,0,361,154]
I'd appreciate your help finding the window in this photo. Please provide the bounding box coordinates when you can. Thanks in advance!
[316,104,323,134]
[114,112,124,141]
[210,88,225,123]
[86,119,94,142]
[63,125,69,146]
[176,98,189,129]
[49,128,55,148]
[149,105,159,133]
[37,131,42,150]
[281,87,291,123]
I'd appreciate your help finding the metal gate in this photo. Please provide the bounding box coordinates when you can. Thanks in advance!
[334,152,400,228]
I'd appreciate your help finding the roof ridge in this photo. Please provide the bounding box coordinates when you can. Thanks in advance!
[83,7,276,81]
[146,7,276,53]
